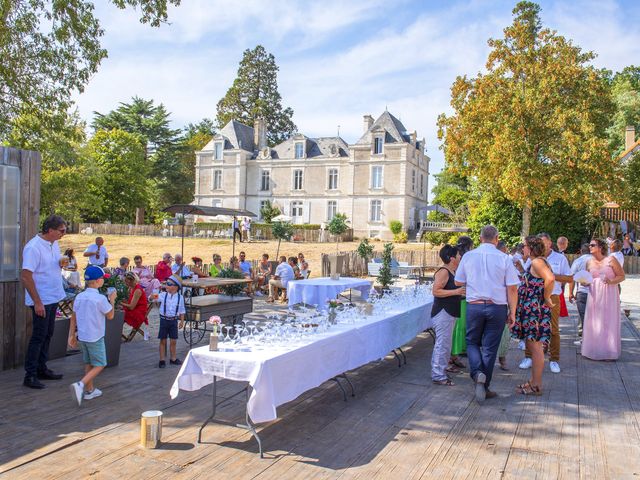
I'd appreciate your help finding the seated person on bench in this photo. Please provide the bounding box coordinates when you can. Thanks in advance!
[267,256,294,303]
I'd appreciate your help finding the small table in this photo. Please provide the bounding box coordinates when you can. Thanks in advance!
[287,277,372,310]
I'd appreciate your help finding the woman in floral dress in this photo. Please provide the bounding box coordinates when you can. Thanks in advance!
[511,236,555,395]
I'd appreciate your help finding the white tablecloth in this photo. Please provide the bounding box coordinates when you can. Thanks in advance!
[170,296,434,423]
[287,277,373,310]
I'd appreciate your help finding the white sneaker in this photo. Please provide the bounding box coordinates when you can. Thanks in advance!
[255,291,263,297]
[84,388,102,400]
[573,340,582,346]
[143,330,149,341]
[518,340,526,351]
[70,381,84,406]
[519,358,532,369]
[549,361,561,374]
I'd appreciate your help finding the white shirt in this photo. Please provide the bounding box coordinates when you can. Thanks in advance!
[159,291,186,318]
[571,254,592,294]
[22,235,66,306]
[275,262,295,288]
[73,288,113,342]
[454,243,520,305]
[84,244,109,265]
[546,250,572,295]
[172,263,192,277]
[610,251,624,268]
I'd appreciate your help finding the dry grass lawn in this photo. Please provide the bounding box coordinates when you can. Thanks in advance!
[59,234,430,270]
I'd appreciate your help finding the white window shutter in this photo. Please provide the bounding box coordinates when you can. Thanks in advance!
[305,201,311,223]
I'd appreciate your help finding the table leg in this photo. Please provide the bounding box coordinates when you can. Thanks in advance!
[197,376,264,458]
[330,377,348,402]
[392,349,402,368]
[398,347,407,365]
[338,373,356,397]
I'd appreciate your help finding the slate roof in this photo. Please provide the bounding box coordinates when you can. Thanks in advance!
[270,136,349,159]
[356,110,411,145]
[219,120,254,152]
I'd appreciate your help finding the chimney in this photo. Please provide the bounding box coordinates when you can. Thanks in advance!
[410,130,417,145]
[254,117,267,150]
[626,125,636,151]
[363,115,374,133]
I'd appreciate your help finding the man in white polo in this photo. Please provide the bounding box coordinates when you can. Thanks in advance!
[455,225,520,403]
[21,214,68,389]
[83,236,109,268]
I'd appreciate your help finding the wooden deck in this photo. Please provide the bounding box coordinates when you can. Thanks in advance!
[2,295,640,479]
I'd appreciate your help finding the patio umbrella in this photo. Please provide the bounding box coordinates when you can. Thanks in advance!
[425,204,453,216]
[162,204,257,261]
[272,214,293,222]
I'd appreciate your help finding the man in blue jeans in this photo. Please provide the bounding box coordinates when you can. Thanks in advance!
[455,225,519,403]
[21,215,68,389]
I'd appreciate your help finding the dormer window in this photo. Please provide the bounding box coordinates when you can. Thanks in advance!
[374,137,383,154]
[214,142,223,160]
[295,142,304,159]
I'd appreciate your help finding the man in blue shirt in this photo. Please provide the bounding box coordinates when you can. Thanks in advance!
[238,252,255,295]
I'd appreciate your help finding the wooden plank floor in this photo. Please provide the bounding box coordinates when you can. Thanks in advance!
[2,293,640,479]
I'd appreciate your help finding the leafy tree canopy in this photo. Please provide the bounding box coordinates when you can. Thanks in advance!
[216,45,296,146]
[0,0,180,138]
[437,1,617,236]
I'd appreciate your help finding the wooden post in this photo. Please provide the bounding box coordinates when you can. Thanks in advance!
[135,207,145,225]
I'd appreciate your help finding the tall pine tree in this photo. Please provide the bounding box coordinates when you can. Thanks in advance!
[216,45,296,146]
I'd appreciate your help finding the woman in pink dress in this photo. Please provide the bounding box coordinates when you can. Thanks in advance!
[582,238,625,361]
[132,255,161,297]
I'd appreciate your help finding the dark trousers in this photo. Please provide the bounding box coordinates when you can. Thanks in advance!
[466,303,507,389]
[24,303,58,377]
[576,292,588,334]
[234,228,243,242]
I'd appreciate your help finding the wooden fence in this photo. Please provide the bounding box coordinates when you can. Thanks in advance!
[77,223,353,243]
[0,147,41,371]
[322,250,640,277]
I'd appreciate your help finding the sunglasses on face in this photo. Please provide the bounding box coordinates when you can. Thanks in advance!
[166,281,178,287]
[589,243,598,247]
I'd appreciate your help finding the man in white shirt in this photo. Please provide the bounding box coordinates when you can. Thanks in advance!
[520,233,572,374]
[21,215,68,389]
[267,256,295,302]
[83,237,109,267]
[455,225,520,403]
[610,239,625,269]
[569,244,591,339]
[171,253,192,278]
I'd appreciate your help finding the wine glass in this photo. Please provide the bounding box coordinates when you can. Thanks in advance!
[223,325,232,342]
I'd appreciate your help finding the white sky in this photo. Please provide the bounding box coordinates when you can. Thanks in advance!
[73,0,640,199]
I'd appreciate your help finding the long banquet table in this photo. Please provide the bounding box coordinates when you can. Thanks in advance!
[170,294,434,455]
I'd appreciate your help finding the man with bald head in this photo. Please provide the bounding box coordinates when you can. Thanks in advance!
[83,237,108,268]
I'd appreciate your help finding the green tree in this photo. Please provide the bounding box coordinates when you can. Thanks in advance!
[4,110,93,222]
[356,238,374,264]
[377,242,395,291]
[327,213,349,254]
[92,97,185,213]
[272,221,294,259]
[423,169,471,245]
[607,73,640,157]
[0,0,179,138]
[437,1,617,237]
[86,129,150,223]
[216,45,296,146]
[260,201,281,223]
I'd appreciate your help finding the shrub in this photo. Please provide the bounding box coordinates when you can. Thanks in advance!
[217,268,246,296]
[377,242,395,290]
[394,232,408,243]
[389,220,403,235]
[356,238,374,264]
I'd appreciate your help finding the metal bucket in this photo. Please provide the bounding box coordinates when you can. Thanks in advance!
[140,410,163,448]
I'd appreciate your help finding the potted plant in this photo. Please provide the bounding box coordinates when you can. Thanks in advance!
[356,238,374,276]
[376,242,395,295]
[217,268,247,296]
[99,274,128,367]
[327,213,349,279]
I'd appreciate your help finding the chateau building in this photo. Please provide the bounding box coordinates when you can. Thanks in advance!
[194,111,430,240]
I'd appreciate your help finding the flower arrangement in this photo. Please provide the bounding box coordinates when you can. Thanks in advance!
[208,315,222,335]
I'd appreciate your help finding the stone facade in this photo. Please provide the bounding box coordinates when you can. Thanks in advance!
[194,111,430,240]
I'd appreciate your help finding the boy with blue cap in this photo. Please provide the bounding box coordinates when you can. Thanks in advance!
[158,274,185,368]
[68,266,115,406]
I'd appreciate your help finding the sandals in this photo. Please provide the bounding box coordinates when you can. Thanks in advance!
[449,357,466,369]
[433,378,455,386]
[516,381,542,396]
[445,365,461,374]
[498,358,509,371]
